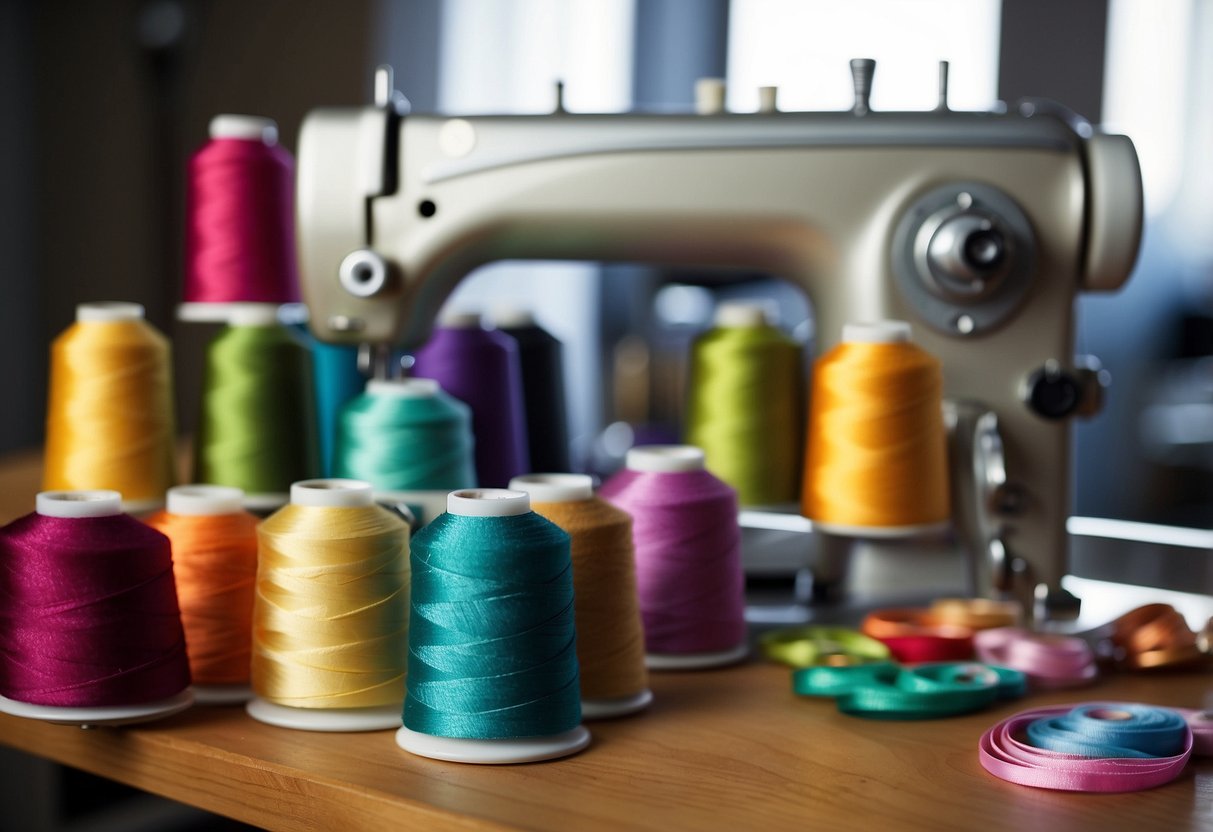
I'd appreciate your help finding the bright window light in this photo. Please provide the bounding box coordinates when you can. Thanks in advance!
[727,0,1001,113]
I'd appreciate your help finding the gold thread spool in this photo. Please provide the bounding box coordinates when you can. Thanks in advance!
[250,479,410,723]
[801,321,949,533]
[43,302,177,509]
[511,474,652,719]
[143,485,259,699]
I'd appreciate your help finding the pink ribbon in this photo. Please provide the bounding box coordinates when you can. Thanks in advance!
[979,705,1196,792]
[1176,708,1213,756]
[973,627,1097,688]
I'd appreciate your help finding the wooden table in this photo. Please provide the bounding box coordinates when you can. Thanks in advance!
[1,451,1211,831]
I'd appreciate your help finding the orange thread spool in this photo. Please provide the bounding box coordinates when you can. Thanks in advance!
[144,485,259,693]
[801,321,949,533]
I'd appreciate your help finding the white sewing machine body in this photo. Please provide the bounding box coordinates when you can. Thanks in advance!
[295,66,1143,618]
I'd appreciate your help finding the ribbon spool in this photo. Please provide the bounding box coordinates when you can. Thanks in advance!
[195,303,319,509]
[336,377,477,526]
[247,479,410,732]
[0,491,194,726]
[411,311,530,487]
[398,489,590,764]
[980,703,1202,792]
[974,627,1097,689]
[794,661,1024,719]
[510,474,652,719]
[801,321,949,536]
[144,485,259,704]
[685,302,803,507]
[43,303,177,512]
[861,609,975,663]
[599,445,748,670]
[759,626,891,668]
[1110,604,1206,670]
[494,309,571,474]
[181,115,299,322]
[928,598,1021,630]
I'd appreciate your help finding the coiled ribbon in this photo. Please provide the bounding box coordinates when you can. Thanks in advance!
[760,627,891,668]
[793,661,1024,719]
[980,703,1205,792]
[861,609,975,663]
[974,627,1098,688]
[1109,604,1207,670]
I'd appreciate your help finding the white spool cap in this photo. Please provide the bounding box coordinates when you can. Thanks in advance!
[366,378,440,398]
[508,474,593,504]
[842,320,912,344]
[758,86,780,113]
[290,479,374,508]
[447,489,530,517]
[76,302,144,323]
[695,77,727,114]
[491,307,536,329]
[625,445,705,473]
[714,302,769,328]
[36,490,123,518]
[438,309,482,329]
[209,114,278,145]
[225,303,281,327]
[167,485,245,516]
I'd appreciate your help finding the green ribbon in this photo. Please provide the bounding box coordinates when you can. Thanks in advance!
[793,661,1025,719]
[761,626,892,668]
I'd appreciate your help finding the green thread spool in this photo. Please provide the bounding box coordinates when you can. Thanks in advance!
[397,488,590,764]
[333,378,477,502]
[685,302,804,507]
[195,304,318,501]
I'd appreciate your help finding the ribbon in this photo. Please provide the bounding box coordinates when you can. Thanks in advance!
[760,627,891,668]
[1110,604,1206,670]
[861,609,975,663]
[793,661,1024,719]
[929,598,1021,630]
[979,703,1198,792]
[973,627,1097,688]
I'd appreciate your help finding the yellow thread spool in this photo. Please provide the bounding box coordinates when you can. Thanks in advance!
[801,321,949,534]
[43,302,177,509]
[247,478,409,732]
[510,474,652,719]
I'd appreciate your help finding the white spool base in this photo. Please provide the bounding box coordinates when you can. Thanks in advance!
[812,519,951,539]
[395,724,590,764]
[191,684,253,706]
[0,689,194,727]
[581,689,654,720]
[177,302,262,323]
[245,697,401,732]
[646,642,749,671]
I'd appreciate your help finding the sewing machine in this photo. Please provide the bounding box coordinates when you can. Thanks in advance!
[294,62,1143,621]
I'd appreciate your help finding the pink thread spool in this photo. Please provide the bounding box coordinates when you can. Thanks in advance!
[599,445,748,670]
[181,115,299,322]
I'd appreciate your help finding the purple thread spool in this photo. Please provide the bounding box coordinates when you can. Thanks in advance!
[599,445,748,670]
[411,312,530,487]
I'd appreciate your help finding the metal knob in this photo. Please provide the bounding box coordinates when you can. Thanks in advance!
[1021,360,1084,421]
[850,58,875,115]
[339,249,391,299]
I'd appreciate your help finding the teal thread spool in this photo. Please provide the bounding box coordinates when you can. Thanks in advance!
[685,302,804,507]
[310,339,362,477]
[334,378,476,524]
[195,304,319,505]
[397,488,590,764]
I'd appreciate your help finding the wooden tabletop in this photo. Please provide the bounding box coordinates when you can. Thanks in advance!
[1,451,1211,831]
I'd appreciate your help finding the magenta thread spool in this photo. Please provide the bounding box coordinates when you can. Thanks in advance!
[599,446,748,670]
[0,490,194,725]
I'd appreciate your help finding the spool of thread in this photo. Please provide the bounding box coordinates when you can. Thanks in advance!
[980,703,1201,792]
[928,598,1022,630]
[860,608,975,663]
[43,303,177,511]
[411,311,530,487]
[398,489,590,764]
[0,491,193,725]
[195,304,319,506]
[1110,604,1206,670]
[759,626,891,668]
[335,378,476,503]
[599,445,748,669]
[181,115,299,321]
[685,302,803,507]
[143,485,259,703]
[310,338,363,476]
[495,309,571,473]
[247,479,409,732]
[801,321,949,534]
[794,661,1024,719]
[974,627,1097,688]
[510,474,651,719]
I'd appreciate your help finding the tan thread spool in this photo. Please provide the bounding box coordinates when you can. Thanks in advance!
[510,474,652,719]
